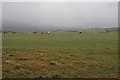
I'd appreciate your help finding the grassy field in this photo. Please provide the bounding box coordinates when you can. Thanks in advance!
[2,32,118,78]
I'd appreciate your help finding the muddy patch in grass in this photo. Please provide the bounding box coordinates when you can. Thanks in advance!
[22,60,47,69]
[16,52,45,58]
[15,52,47,61]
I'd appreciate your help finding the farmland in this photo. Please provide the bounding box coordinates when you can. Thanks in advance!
[2,32,118,78]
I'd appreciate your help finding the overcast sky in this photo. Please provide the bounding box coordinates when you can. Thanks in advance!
[1,0,119,2]
[0,3,1,30]
[2,2,118,30]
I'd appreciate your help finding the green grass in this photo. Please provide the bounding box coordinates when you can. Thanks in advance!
[2,32,118,78]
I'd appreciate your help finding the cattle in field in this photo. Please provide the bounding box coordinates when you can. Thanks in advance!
[79,31,82,34]
[48,31,50,34]
[12,32,16,34]
[33,32,37,34]
[46,31,50,34]
[3,32,8,34]
[41,32,44,34]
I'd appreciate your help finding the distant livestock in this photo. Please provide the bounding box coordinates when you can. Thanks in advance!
[46,31,50,34]
[79,31,82,34]
[33,32,37,34]
[3,32,8,34]
[41,32,44,34]
[12,32,16,34]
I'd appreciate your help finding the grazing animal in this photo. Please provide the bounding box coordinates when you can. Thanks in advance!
[47,31,50,34]
[41,32,44,34]
[33,32,37,34]
[46,31,50,34]
[12,32,16,34]
[79,31,82,34]
[3,32,8,34]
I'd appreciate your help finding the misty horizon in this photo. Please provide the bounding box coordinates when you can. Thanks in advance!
[2,2,118,31]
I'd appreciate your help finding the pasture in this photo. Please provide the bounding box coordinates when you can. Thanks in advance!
[2,32,118,78]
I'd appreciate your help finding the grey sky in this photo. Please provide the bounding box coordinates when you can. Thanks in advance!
[1,0,119,2]
[0,2,2,30]
[2,2,118,30]
[118,2,120,27]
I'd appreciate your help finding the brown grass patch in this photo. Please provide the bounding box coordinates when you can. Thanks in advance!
[3,61,17,73]
[3,60,15,64]
[22,60,47,69]
[16,53,44,58]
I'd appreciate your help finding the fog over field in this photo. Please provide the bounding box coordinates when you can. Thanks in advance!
[2,2,118,31]
[0,2,1,31]
[1,1,119,78]
[118,2,120,27]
